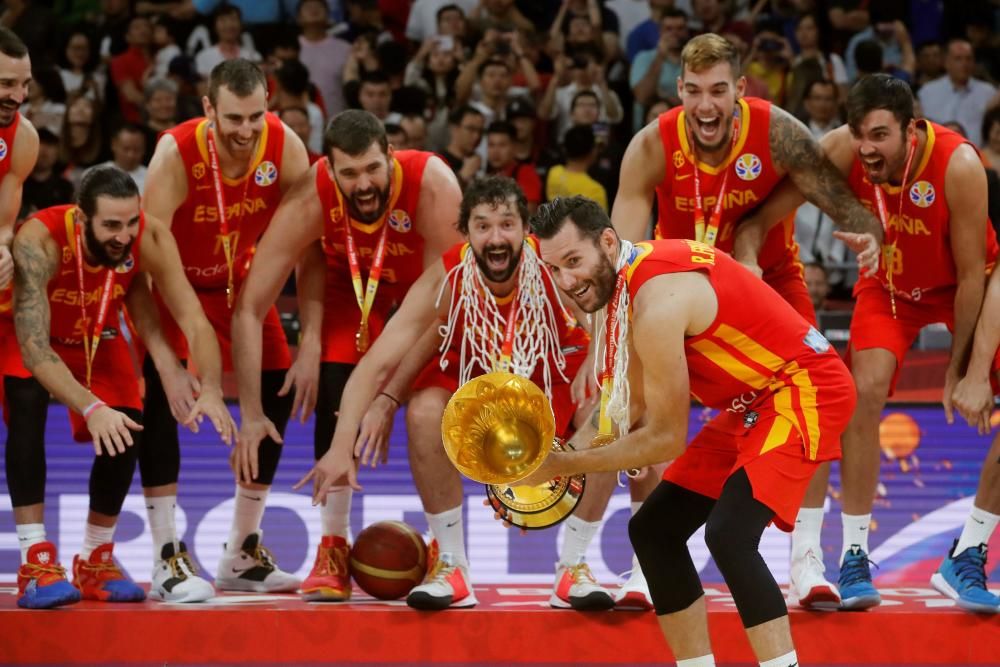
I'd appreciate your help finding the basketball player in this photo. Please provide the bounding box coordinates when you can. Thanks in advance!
[141,58,310,597]
[529,195,855,667]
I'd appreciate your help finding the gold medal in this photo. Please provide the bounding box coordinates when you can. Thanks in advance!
[355,321,370,353]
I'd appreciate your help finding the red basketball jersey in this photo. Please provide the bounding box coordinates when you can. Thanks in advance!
[624,239,852,461]
[654,97,800,276]
[319,149,431,305]
[847,120,999,302]
[0,112,26,317]
[162,113,286,290]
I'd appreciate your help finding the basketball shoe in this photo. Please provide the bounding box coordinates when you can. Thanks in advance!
[838,544,881,610]
[72,543,146,602]
[788,547,840,610]
[215,531,300,593]
[149,541,215,603]
[17,542,81,609]
[931,540,1000,613]
[302,535,351,601]
[550,560,614,610]
[406,552,477,610]
[614,557,654,610]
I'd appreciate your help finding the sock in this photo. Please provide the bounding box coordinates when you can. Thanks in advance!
[226,487,269,556]
[791,507,824,560]
[145,495,177,559]
[16,523,46,564]
[631,500,643,515]
[955,505,1000,555]
[81,523,116,560]
[321,486,352,539]
[677,655,716,667]
[558,515,600,566]
[841,513,872,564]
[426,506,467,566]
[759,650,798,667]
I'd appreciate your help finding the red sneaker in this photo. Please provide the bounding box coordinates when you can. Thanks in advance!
[301,535,351,601]
[17,542,81,609]
[72,543,145,602]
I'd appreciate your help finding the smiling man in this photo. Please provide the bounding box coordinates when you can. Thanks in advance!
[231,109,462,601]
[141,58,310,598]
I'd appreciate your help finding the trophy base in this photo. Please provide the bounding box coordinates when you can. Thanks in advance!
[484,439,585,530]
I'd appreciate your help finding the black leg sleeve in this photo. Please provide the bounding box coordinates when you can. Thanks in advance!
[4,376,49,508]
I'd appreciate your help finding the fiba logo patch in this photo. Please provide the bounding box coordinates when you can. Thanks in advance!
[388,209,412,233]
[115,253,135,274]
[673,149,685,169]
[255,161,277,187]
[734,153,762,181]
[909,181,935,208]
[192,162,206,180]
[0,138,8,161]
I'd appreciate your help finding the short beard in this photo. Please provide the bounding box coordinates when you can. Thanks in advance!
[475,241,522,283]
[84,221,132,269]
[586,250,618,313]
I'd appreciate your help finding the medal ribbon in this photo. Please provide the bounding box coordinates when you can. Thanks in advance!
[206,125,253,308]
[74,220,115,388]
[595,267,628,440]
[687,114,741,246]
[494,286,519,372]
[870,133,918,319]
[334,158,404,353]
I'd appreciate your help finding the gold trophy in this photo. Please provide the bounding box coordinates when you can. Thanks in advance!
[441,371,585,530]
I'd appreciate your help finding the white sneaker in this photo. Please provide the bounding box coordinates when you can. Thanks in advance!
[788,547,840,610]
[550,560,615,610]
[406,552,478,610]
[149,541,215,603]
[614,559,654,611]
[214,531,300,593]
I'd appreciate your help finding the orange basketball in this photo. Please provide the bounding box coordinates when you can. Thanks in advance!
[350,521,428,600]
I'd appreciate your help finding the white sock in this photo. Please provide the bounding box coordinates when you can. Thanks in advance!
[16,523,46,564]
[955,505,1000,555]
[631,500,643,515]
[321,486,352,539]
[81,523,116,560]
[791,507,824,560]
[226,487,269,556]
[426,506,467,566]
[145,495,177,560]
[677,655,716,667]
[558,515,600,566]
[841,513,871,564]
[760,650,798,667]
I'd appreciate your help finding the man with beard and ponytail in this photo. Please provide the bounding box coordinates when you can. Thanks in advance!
[294,177,615,612]
[3,166,233,609]
[737,74,1000,612]
[529,195,855,667]
[141,58,310,597]
[610,32,882,611]
[231,109,462,601]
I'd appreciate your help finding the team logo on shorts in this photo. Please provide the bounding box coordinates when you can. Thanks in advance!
[192,162,206,180]
[734,153,762,181]
[115,253,135,274]
[673,149,685,169]
[0,138,8,161]
[804,326,831,354]
[254,161,277,187]
[909,180,935,208]
[388,209,412,233]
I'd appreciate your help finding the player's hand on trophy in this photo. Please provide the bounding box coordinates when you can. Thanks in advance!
[516,451,563,489]
[294,451,361,504]
[183,387,236,445]
[159,362,200,428]
[87,405,143,457]
[833,231,880,277]
[354,393,396,467]
[0,243,12,289]
[233,413,283,484]
[950,374,995,435]
[482,497,527,534]
[278,343,320,423]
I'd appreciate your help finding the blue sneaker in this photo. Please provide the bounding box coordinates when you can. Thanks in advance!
[838,544,881,610]
[930,540,1000,614]
[17,542,82,609]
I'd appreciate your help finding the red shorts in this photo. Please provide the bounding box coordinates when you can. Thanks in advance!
[664,378,854,532]
[412,348,588,439]
[763,259,816,326]
[0,316,142,442]
[848,284,954,395]
[156,289,291,372]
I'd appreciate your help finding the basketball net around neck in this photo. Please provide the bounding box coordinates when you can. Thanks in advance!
[592,239,636,439]
[436,240,570,400]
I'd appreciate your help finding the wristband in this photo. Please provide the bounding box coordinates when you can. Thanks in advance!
[378,392,401,408]
[82,400,107,420]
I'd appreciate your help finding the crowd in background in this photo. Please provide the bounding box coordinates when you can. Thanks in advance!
[6,0,1000,311]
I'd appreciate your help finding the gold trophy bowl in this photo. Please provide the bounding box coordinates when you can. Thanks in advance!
[441,371,584,529]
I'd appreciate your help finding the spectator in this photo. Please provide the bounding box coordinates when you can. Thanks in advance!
[404,35,461,150]
[608,0,653,56]
[719,29,770,99]
[354,71,393,121]
[804,262,830,312]
[630,8,687,129]
[468,0,533,35]
[441,104,484,187]
[151,16,183,79]
[59,94,106,188]
[801,79,840,137]
[919,40,996,146]
[539,44,622,140]
[1,0,57,66]
[193,4,260,79]
[506,96,539,164]
[297,0,351,118]
[20,128,74,217]
[435,3,469,41]
[272,59,324,154]
[853,39,910,83]
[626,0,678,63]
[96,0,134,59]
[278,106,321,164]
[337,0,393,43]
[644,97,671,125]
[550,0,621,62]
[93,124,147,192]
[981,107,1000,168]
[826,0,869,54]
[110,15,154,124]
[385,122,407,149]
[746,21,793,104]
[166,55,204,120]
[22,67,67,137]
[455,29,539,115]
[141,78,179,164]
[58,27,104,102]
[691,0,752,41]
[914,41,944,89]
[342,31,382,88]
[963,5,1000,84]
[845,15,914,82]
[189,0,292,55]
[405,0,477,43]
[546,125,607,211]
[789,13,848,105]
[399,114,428,150]
[485,120,541,212]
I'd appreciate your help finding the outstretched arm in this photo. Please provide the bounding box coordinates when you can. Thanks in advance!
[611,122,665,242]
[0,120,38,288]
